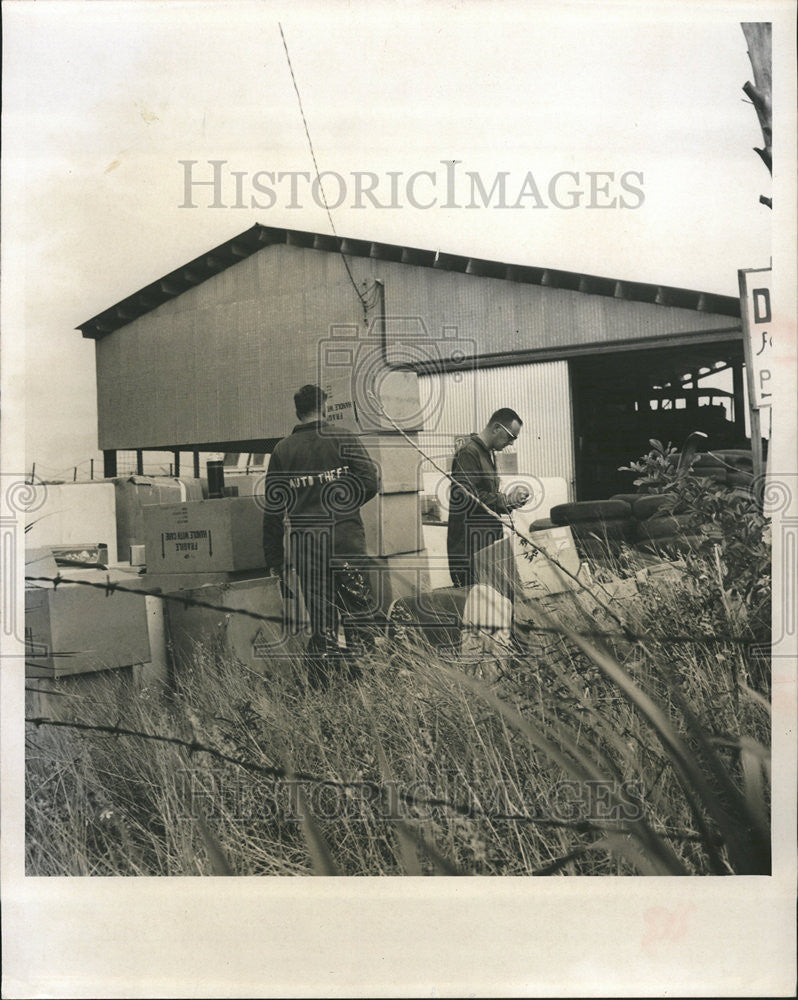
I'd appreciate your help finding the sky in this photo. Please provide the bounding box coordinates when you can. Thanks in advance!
[1,0,779,478]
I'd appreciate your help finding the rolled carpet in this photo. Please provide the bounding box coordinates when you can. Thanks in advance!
[632,494,673,521]
[635,514,695,541]
[550,499,632,525]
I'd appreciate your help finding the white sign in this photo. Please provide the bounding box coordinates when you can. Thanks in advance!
[739,267,773,408]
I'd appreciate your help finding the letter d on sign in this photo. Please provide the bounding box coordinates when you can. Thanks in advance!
[753,288,772,324]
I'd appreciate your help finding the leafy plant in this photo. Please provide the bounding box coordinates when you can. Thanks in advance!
[620,439,771,691]
[619,438,680,493]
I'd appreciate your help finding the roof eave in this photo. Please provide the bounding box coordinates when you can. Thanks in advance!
[77,223,742,339]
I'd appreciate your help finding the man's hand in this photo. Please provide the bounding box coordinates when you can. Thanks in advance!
[506,485,531,510]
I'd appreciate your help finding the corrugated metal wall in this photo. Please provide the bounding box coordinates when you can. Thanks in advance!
[417,361,575,494]
[95,240,738,451]
[96,244,371,449]
[380,263,739,363]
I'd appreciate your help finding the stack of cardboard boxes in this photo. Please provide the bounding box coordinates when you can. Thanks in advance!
[24,373,434,682]
[323,372,431,613]
[24,543,167,719]
[138,372,432,664]
[24,477,203,713]
[140,496,296,674]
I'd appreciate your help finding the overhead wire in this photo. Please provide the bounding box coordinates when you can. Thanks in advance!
[277,23,371,322]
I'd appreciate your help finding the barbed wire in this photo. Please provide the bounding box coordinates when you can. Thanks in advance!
[23,572,758,647]
[25,574,285,626]
[24,715,720,847]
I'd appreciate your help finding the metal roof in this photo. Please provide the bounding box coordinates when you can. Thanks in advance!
[77,223,742,340]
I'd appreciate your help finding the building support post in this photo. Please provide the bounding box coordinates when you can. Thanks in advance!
[173,451,180,477]
[732,360,746,440]
[103,450,117,478]
[193,451,200,479]
[136,450,144,475]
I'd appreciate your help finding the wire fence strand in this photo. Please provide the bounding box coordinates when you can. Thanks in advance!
[23,573,757,646]
[25,716,719,847]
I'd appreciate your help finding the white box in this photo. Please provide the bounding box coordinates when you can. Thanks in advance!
[512,525,581,596]
[361,492,424,556]
[475,525,582,599]
[25,567,150,677]
[361,434,423,494]
[362,550,431,612]
[421,524,454,589]
[165,575,300,676]
[324,371,422,433]
[114,476,204,560]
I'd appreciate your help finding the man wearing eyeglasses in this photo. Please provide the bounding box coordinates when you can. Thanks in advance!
[446,408,530,588]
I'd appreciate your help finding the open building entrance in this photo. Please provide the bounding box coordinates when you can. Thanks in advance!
[570,339,750,501]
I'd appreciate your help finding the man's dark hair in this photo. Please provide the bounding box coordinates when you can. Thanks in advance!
[295,384,327,420]
[488,407,523,428]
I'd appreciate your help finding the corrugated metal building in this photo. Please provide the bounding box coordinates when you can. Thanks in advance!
[79,224,745,499]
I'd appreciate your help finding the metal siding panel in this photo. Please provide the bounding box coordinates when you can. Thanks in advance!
[97,243,366,449]
[380,260,736,360]
[418,361,574,493]
[95,240,736,452]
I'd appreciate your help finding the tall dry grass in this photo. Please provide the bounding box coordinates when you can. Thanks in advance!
[26,538,770,876]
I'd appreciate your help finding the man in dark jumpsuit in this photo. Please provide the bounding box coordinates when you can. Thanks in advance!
[262,385,380,683]
[446,408,529,588]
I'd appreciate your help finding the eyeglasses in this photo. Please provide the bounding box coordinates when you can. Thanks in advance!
[496,422,518,442]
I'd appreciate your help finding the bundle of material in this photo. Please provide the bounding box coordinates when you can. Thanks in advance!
[688,449,755,487]
[535,448,755,559]
[545,497,636,560]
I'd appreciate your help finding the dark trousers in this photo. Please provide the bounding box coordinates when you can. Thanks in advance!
[290,529,378,657]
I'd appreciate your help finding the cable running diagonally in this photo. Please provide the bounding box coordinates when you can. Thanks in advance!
[278,23,369,319]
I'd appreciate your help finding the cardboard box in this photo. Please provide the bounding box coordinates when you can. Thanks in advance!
[361,434,423,494]
[165,575,300,677]
[25,547,60,581]
[143,497,266,574]
[476,525,582,599]
[513,525,581,597]
[140,568,263,593]
[113,476,204,562]
[361,492,424,556]
[421,524,454,589]
[388,586,468,650]
[323,370,422,433]
[24,482,119,563]
[359,550,431,612]
[25,567,150,677]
